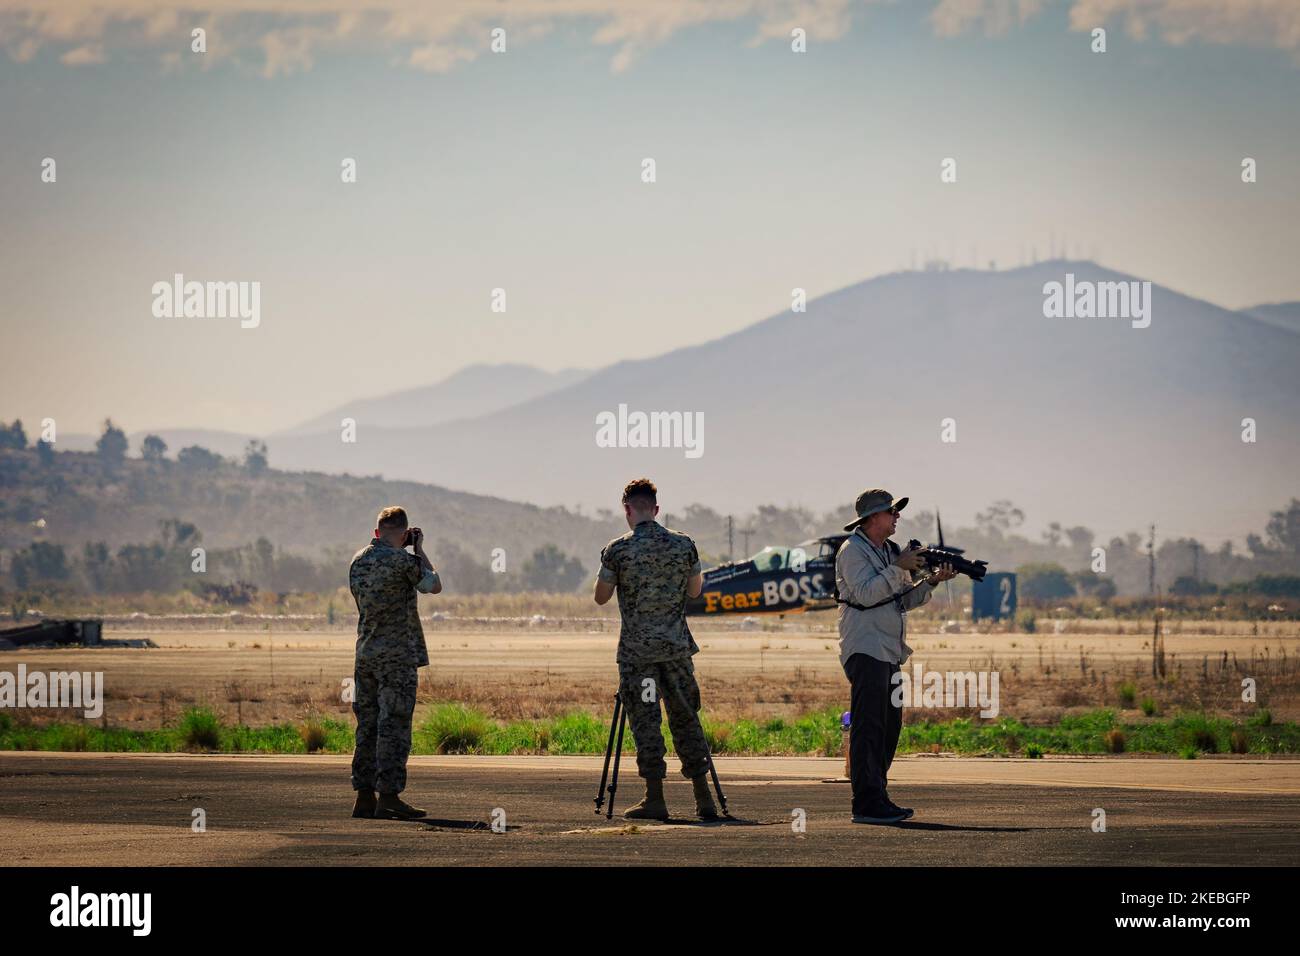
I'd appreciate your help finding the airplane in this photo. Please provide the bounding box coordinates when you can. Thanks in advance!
[685,534,845,617]
[685,511,987,617]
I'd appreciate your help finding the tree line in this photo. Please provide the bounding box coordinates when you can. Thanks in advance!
[2,519,588,598]
[2,419,1297,599]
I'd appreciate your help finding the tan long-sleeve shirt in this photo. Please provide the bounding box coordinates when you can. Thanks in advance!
[835,529,933,667]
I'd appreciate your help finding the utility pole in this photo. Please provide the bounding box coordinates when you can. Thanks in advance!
[267,623,275,720]
[739,526,756,559]
[1191,541,1201,581]
[1147,524,1156,596]
[727,516,734,563]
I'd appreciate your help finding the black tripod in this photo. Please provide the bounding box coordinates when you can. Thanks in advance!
[592,692,729,819]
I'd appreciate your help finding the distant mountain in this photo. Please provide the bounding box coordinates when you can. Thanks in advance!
[277,363,590,436]
[52,363,589,461]
[1240,302,1300,335]
[262,262,1300,545]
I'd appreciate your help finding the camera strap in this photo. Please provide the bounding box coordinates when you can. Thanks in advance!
[837,533,924,611]
[837,581,925,612]
[837,594,899,611]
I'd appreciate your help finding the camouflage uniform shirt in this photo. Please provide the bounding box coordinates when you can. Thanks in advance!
[599,519,703,664]
[349,538,439,669]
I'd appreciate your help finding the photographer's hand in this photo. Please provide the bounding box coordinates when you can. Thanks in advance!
[410,528,435,574]
[926,563,957,586]
[893,545,925,573]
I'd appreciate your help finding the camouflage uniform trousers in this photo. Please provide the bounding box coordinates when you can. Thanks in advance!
[617,657,712,780]
[351,657,419,795]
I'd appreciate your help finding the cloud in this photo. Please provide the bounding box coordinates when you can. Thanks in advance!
[0,0,868,74]
[932,0,1300,59]
[1068,0,1300,56]
[930,0,1045,38]
[59,42,106,66]
[1,1,1297,75]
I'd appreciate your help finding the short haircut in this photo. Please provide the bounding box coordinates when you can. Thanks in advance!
[376,506,408,531]
[622,477,657,509]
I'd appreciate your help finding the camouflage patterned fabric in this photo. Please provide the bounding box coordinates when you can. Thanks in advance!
[600,519,710,778]
[349,538,430,669]
[348,538,430,794]
[351,658,418,794]
[598,519,702,664]
[618,657,712,780]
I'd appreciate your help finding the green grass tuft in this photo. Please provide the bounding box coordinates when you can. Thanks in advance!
[179,707,222,751]
[418,703,494,754]
[2,705,1298,758]
[299,718,328,753]
[1118,682,1137,708]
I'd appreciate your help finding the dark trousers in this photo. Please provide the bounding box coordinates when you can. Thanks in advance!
[843,653,901,815]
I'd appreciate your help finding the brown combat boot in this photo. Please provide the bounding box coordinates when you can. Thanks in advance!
[622,777,668,821]
[375,792,427,820]
[351,789,377,818]
[692,774,719,820]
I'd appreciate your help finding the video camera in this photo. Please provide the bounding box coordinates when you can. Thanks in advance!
[906,539,989,582]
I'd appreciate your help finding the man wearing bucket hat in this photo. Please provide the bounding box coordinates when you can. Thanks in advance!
[837,488,955,824]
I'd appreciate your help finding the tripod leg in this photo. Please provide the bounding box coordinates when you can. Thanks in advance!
[606,703,628,820]
[594,694,621,813]
[706,751,728,816]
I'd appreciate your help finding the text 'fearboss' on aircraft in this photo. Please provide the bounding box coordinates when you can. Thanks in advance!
[685,513,989,617]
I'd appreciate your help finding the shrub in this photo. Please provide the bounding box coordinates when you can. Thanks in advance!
[299,718,328,753]
[1118,682,1137,708]
[1104,730,1126,753]
[704,722,733,754]
[179,707,222,751]
[1015,563,1076,601]
[1222,574,1300,598]
[1140,697,1158,717]
[420,703,492,754]
[545,710,607,753]
[1171,576,1217,596]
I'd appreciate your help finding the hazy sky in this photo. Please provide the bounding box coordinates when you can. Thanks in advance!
[2,0,1299,437]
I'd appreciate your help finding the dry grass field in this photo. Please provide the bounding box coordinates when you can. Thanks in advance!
[4,615,1297,730]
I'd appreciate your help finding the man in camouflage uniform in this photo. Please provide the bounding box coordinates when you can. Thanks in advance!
[594,478,718,821]
[349,506,441,820]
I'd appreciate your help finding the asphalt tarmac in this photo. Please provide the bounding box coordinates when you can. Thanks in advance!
[2,752,1296,866]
